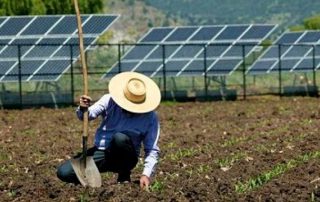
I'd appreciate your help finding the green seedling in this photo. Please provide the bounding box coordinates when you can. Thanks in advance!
[197,164,210,173]
[8,190,17,198]
[216,152,247,168]
[150,180,164,192]
[168,148,199,161]
[235,150,320,193]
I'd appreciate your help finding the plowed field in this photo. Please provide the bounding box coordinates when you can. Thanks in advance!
[1,97,320,201]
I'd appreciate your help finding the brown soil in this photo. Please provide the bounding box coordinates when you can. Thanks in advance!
[1,97,320,201]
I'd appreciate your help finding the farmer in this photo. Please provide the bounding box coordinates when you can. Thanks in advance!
[57,71,161,189]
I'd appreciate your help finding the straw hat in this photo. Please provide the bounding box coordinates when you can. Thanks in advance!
[108,72,161,113]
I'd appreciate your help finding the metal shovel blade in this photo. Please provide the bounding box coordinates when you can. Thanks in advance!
[70,156,102,187]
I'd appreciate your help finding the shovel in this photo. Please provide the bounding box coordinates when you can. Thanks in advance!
[70,0,102,188]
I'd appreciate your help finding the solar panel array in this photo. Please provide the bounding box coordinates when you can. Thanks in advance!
[247,31,320,74]
[0,14,118,82]
[103,24,277,78]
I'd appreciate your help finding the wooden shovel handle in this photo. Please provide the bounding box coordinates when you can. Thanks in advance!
[73,0,88,138]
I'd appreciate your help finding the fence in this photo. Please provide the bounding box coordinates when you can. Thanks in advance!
[0,43,319,109]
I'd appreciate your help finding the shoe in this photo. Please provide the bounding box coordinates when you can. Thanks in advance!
[117,171,131,184]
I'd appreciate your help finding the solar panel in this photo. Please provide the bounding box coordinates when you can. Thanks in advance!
[103,24,277,78]
[247,31,320,74]
[21,16,61,35]
[0,14,119,82]
[140,28,174,42]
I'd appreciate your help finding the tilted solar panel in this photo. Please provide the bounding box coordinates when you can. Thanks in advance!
[0,14,119,82]
[248,30,320,74]
[103,24,277,78]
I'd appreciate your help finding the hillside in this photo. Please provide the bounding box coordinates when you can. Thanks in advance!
[102,0,185,43]
[143,0,320,32]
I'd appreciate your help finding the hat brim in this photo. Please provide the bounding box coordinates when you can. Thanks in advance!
[108,72,161,113]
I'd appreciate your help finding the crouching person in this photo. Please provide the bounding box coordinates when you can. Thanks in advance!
[56,72,161,189]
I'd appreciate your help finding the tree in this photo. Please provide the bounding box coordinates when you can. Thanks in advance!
[303,15,320,30]
[0,0,103,16]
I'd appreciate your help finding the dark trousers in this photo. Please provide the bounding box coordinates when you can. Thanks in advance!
[57,132,138,184]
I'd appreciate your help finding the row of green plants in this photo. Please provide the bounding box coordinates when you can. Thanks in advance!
[235,150,320,193]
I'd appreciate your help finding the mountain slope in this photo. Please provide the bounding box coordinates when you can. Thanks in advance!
[144,0,320,32]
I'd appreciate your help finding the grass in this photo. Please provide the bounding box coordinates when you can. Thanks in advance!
[235,150,320,193]
[0,153,8,161]
[167,148,200,161]
[221,136,248,148]
[150,180,165,192]
[215,152,248,168]
[161,101,178,106]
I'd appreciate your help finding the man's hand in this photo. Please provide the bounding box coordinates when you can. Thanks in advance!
[140,175,150,191]
[79,95,92,111]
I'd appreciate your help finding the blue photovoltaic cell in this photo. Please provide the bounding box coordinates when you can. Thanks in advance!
[215,25,249,40]
[140,28,174,42]
[202,45,229,58]
[11,38,39,45]
[54,37,96,58]
[166,60,190,74]
[154,60,190,77]
[144,46,163,59]
[0,17,32,36]
[0,18,6,26]
[30,60,70,81]
[293,58,315,71]
[284,59,302,71]
[105,61,141,77]
[162,45,181,57]
[0,39,10,44]
[207,59,242,75]
[171,45,203,58]
[38,38,67,45]
[249,60,277,74]
[240,25,274,40]
[49,16,88,35]
[134,61,163,76]
[276,32,303,44]
[82,15,117,34]
[223,45,255,58]
[165,27,198,42]
[3,60,44,81]
[248,31,320,74]
[21,16,60,35]
[123,45,156,60]
[105,24,276,78]
[0,40,39,58]
[189,26,223,41]
[0,15,118,82]
[146,45,180,60]
[25,46,59,58]
[283,45,311,57]
[0,46,31,58]
[298,32,320,43]
[25,38,66,58]
[179,59,206,76]
[0,61,16,76]
[65,37,96,45]
[260,45,291,59]
[260,47,278,59]
[316,45,320,56]
[269,59,300,72]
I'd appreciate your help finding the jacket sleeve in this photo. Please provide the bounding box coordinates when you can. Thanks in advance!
[142,112,160,178]
[76,94,111,121]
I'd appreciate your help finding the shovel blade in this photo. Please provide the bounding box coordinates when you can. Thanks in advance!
[70,156,102,187]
